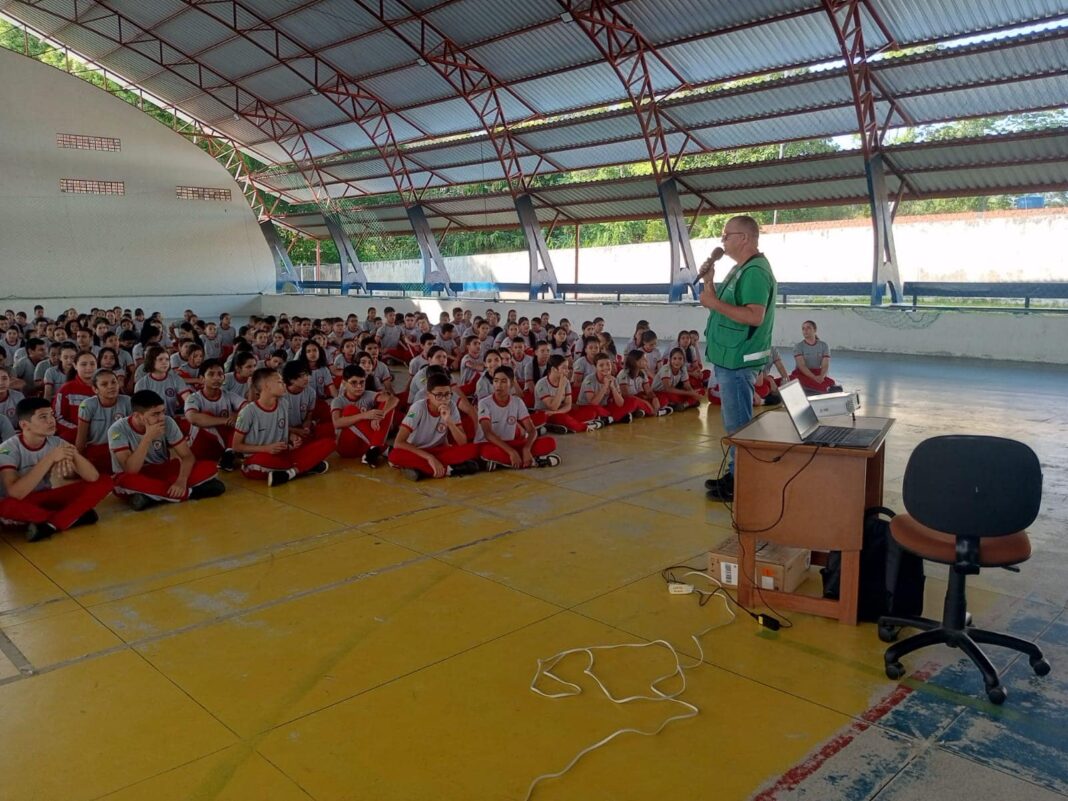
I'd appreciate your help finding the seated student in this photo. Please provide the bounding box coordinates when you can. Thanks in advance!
[458,335,484,396]
[398,313,422,360]
[34,342,62,394]
[406,345,449,404]
[0,398,112,541]
[281,361,331,441]
[618,350,672,417]
[232,368,334,487]
[223,351,256,400]
[388,372,480,481]
[474,319,496,361]
[135,346,189,419]
[200,321,223,361]
[109,390,224,510]
[54,351,98,443]
[297,340,337,406]
[175,343,205,387]
[508,339,534,394]
[286,332,305,363]
[525,341,552,408]
[653,347,703,410]
[577,353,640,424]
[43,342,77,401]
[331,338,359,380]
[13,337,47,395]
[630,319,650,351]
[549,326,570,359]
[75,369,132,474]
[535,355,603,434]
[473,350,504,402]
[331,365,398,467]
[0,367,25,437]
[639,329,663,373]
[408,332,437,378]
[184,359,245,470]
[570,336,602,395]
[791,320,841,394]
[359,338,395,397]
[250,329,273,366]
[376,307,407,363]
[493,321,520,350]
[413,364,479,440]
[477,366,559,470]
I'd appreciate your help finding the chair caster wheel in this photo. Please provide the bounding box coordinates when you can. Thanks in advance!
[878,624,900,643]
[986,685,1007,705]
[885,661,906,680]
[1030,657,1051,677]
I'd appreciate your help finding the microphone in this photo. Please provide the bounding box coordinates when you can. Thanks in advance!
[697,247,724,281]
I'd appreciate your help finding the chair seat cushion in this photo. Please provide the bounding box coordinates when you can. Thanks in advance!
[890,514,1031,566]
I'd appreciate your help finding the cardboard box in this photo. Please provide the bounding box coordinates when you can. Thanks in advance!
[708,536,811,593]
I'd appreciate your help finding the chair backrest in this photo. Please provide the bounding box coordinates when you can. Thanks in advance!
[903,435,1042,539]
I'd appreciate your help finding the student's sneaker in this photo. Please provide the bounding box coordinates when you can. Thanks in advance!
[449,460,481,477]
[620,413,634,424]
[482,460,498,472]
[633,409,647,419]
[128,493,154,512]
[546,423,570,435]
[362,447,386,468]
[402,468,423,482]
[218,449,237,472]
[267,469,296,487]
[26,522,58,543]
[657,406,674,417]
[585,419,604,432]
[72,509,99,528]
[307,461,330,476]
[599,416,614,427]
[190,478,226,500]
[534,454,561,468]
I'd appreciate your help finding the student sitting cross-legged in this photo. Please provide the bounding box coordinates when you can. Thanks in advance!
[331,365,398,467]
[232,368,334,487]
[388,372,480,481]
[109,390,225,511]
[535,354,604,434]
[0,397,112,541]
[183,359,245,471]
[76,369,132,474]
[477,366,559,471]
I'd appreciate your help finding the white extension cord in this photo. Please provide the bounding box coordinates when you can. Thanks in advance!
[523,572,736,800]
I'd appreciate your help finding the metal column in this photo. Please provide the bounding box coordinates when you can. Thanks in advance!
[866,154,902,304]
[407,205,455,295]
[323,214,369,296]
[659,177,699,302]
[515,194,559,299]
[259,221,303,293]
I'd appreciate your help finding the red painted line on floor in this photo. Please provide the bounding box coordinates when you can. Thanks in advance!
[753,663,939,801]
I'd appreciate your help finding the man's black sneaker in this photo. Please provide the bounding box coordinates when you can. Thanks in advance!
[545,423,570,435]
[307,461,329,476]
[129,493,154,511]
[362,446,385,468]
[218,449,237,472]
[450,460,480,477]
[73,509,99,528]
[190,478,226,500]
[267,469,294,487]
[704,473,734,491]
[706,483,734,502]
[26,522,58,542]
[535,454,561,468]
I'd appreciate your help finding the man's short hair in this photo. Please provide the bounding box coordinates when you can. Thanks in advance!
[730,214,760,240]
[281,360,309,383]
[201,358,224,374]
[16,397,51,422]
[251,367,278,390]
[342,365,367,381]
[426,372,452,392]
[493,366,515,381]
[131,390,165,412]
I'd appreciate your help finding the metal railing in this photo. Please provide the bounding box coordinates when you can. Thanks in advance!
[287,280,1068,309]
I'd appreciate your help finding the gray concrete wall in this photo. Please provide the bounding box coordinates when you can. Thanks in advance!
[0,48,274,311]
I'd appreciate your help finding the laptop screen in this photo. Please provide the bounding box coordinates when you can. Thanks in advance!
[778,379,820,440]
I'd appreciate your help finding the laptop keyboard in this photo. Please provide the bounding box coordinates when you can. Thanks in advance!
[812,426,853,444]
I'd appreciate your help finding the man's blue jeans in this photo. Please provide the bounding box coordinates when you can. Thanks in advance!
[713,364,756,476]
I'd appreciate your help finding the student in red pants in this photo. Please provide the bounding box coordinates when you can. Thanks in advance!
[331,365,398,467]
[183,359,245,470]
[477,367,559,470]
[653,348,704,410]
[0,398,112,542]
[109,390,225,511]
[577,353,641,424]
[233,368,334,487]
[388,372,480,480]
[75,369,132,474]
[533,355,603,434]
[54,350,97,443]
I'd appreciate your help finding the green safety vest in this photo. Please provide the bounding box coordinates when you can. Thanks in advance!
[704,253,777,370]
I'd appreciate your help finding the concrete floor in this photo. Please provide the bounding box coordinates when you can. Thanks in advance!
[0,352,1065,801]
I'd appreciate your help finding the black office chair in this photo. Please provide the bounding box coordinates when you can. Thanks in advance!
[878,435,1051,704]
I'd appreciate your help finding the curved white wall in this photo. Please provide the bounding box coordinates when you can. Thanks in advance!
[0,48,273,316]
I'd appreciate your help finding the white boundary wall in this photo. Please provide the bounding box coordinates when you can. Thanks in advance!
[259,295,1068,365]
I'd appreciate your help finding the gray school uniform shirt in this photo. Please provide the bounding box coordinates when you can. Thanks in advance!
[330,390,377,414]
[378,324,403,350]
[475,395,529,443]
[183,389,245,442]
[222,373,251,399]
[12,357,39,387]
[283,385,317,428]
[78,395,133,445]
[0,434,66,494]
[0,415,13,441]
[399,398,460,449]
[107,416,185,473]
[234,400,289,446]
[0,389,25,430]
[794,339,830,370]
[134,372,188,416]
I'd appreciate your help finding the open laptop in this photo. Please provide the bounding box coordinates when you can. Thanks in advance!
[778,379,881,448]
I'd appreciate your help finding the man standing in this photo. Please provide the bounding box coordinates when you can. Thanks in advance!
[701,215,777,502]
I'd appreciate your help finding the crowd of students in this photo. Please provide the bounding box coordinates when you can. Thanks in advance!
[0,303,837,542]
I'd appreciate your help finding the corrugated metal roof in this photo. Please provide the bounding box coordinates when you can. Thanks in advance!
[467,20,603,83]
[272,0,380,50]
[320,30,414,81]
[899,74,1068,123]
[152,9,234,55]
[666,74,855,128]
[618,0,820,46]
[424,0,562,47]
[873,0,1068,44]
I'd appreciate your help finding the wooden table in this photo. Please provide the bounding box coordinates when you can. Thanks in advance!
[726,411,894,625]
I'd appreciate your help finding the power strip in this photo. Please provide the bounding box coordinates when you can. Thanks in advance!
[668,582,694,594]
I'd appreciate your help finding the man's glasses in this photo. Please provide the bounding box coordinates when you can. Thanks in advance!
[430,392,453,401]
[721,231,744,240]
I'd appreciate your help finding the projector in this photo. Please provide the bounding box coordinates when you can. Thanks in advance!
[808,389,861,419]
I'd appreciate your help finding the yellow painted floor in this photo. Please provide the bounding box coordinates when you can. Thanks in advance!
[1,353,1066,801]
